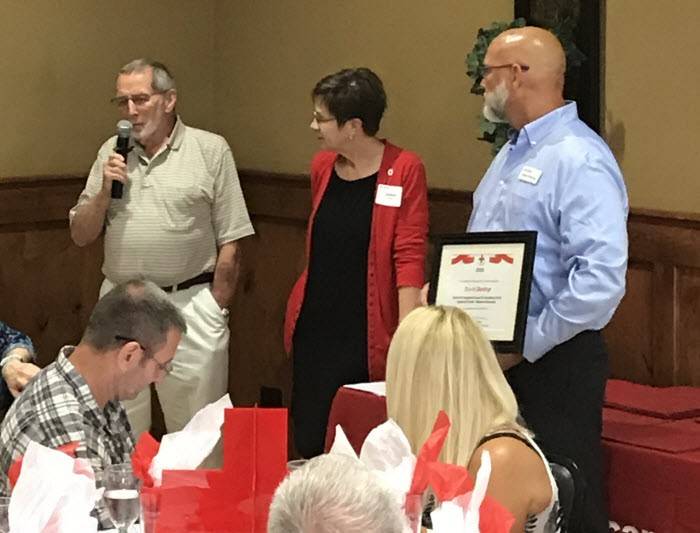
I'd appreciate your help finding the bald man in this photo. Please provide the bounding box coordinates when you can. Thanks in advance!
[468,27,628,531]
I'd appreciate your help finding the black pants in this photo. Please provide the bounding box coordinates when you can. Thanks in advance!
[506,330,609,533]
[291,333,369,459]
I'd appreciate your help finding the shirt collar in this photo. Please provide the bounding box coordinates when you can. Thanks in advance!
[517,101,578,147]
[167,115,186,150]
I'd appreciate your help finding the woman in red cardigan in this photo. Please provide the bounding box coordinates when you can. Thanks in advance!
[284,68,429,457]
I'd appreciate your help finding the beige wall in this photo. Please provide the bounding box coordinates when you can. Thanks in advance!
[0,0,217,177]
[2,1,697,214]
[213,0,511,191]
[604,0,700,213]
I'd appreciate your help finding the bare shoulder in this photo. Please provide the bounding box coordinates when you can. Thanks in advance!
[469,435,541,473]
[468,436,553,518]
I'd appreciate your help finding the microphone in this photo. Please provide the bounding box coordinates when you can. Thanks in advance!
[111,120,132,199]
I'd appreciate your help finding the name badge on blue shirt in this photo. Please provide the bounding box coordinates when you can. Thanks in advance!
[517,165,543,185]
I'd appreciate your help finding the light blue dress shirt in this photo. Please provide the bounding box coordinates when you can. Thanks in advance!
[468,102,628,362]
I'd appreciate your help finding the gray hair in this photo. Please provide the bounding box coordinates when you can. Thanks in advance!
[119,58,176,92]
[268,454,405,533]
[82,280,186,354]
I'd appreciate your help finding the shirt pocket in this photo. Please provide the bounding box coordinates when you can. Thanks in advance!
[158,186,203,232]
[506,185,540,227]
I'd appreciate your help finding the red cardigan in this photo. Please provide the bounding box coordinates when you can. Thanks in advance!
[284,141,429,380]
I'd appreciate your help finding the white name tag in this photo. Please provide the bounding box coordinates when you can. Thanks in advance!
[375,184,403,207]
[517,165,542,185]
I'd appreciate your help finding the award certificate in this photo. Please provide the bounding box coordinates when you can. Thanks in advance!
[428,231,537,353]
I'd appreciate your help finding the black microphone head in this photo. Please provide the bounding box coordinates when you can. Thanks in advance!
[116,120,132,139]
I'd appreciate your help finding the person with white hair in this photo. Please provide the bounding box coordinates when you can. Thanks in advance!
[268,454,405,533]
[70,58,254,439]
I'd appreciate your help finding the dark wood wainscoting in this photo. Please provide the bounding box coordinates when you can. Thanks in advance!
[1,172,699,413]
[238,170,700,394]
[0,176,103,368]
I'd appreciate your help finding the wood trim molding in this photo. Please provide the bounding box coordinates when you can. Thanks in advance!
[3,171,697,227]
[0,175,85,227]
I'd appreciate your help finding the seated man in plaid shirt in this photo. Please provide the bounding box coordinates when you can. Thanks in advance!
[0,279,186,528]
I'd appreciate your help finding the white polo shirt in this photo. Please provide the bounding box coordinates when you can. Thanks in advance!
[71,118,254,286]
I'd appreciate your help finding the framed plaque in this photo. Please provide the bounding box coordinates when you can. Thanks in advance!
[428,231,537,353]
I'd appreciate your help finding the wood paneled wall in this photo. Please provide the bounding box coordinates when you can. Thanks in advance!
[0,176,103,367]
[1,173,698,410]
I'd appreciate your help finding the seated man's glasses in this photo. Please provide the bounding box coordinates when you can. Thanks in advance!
[114,335,173,374]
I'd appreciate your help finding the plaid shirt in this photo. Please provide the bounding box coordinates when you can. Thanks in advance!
[0,346,135,528]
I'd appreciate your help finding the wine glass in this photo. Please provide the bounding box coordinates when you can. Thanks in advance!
[286,459,308,472]
[103,463,140,533]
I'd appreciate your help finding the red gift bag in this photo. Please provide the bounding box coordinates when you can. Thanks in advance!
[132,407,288,533]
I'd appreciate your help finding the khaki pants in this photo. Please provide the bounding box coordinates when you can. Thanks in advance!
[100,279,230,437]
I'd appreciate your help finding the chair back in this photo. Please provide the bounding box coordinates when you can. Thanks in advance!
[547,454,585,532]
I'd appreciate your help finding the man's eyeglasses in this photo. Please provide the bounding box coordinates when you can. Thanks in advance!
[114,335,173,374]
[110,92,166,109]
[482,63,530,76]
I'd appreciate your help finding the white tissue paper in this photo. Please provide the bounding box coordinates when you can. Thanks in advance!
[328,424,357,458]
[359,419,416,498]
[329,420,417,532]
[9,440,99,533]
[148,393,232,486]
[329,420,416,494]
[430,450,492,532]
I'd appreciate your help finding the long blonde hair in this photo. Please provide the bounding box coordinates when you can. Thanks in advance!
[386,306,526,466]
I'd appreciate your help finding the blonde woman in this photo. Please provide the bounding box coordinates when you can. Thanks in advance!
[386,306,560,532]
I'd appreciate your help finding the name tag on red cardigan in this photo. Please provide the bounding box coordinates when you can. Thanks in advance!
[375,184,402,207]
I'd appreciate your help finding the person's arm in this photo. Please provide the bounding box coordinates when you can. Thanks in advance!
[209,146,255,308]
[0,322,33,361]
[2,359,40,398]
[210,241,242,309]
[398,287,421,322]
[69,151,127,247]
[0,323,39,397]
[523,157,628,362]
[468,438,552,532]
[497,353,524,371]
[394,156,430,319]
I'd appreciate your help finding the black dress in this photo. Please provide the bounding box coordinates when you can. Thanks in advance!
[292,169,377,458]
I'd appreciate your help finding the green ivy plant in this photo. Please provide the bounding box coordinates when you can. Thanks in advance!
[465,18,585,154]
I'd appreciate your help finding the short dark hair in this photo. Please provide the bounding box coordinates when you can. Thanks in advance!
[82,280,187,353]
[312,68,387,136]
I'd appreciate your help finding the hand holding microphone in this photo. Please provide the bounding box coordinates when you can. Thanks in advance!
[106,120,132,199]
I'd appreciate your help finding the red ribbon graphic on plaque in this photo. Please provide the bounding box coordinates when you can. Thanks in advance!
[451,254,475,265]
[489,253,514,264]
